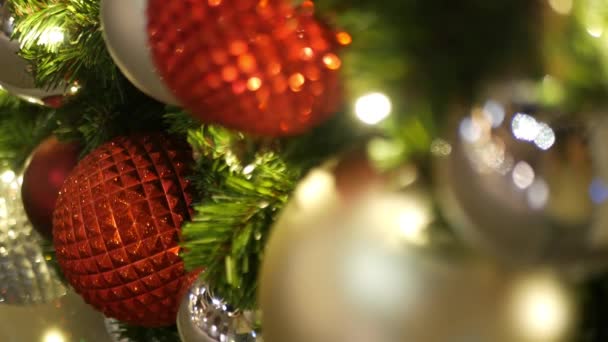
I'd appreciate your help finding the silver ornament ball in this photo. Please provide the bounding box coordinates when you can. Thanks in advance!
[100,0,178,105]
[435,79,608,272]
[0,1,65,105]
[104,318,129,342]
[177,278,261,342]
[0,0,14,37]
[0,169,65,304]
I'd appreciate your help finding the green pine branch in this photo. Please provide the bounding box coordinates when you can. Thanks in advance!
[11,0,118,91]
[117,322,180,342]
[181,126,298,309]
[0,90,55,170]
[5,0,170,155]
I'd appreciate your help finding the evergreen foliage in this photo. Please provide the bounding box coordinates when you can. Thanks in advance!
[2,0,608,340]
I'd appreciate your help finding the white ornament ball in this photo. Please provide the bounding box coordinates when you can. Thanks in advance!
[435,79,608,271]
[259,159,577,342]
[0,1,64,105]
[100,0,178,105]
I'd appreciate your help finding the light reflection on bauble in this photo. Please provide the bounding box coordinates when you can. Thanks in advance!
[436,79,608,271]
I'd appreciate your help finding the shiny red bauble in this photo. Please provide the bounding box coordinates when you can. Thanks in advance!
[147,0,343,136]
[52,134,197,327]
[22,136,80,239]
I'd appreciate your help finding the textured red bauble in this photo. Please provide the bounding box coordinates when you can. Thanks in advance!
[147,0,343,136]
[22,136,80,239]
[52,134,197,327]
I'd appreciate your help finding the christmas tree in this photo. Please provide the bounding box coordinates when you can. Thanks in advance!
[0,0,607,341]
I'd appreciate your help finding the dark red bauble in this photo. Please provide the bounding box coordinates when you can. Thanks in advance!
[147,0,343,136]
[42,95,65,109]
[22,136,80,239]
[52,134,198,327]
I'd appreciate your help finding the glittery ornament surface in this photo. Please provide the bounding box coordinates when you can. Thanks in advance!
[177,278,261,342]
[52,134,197,327]
[0,170,66,304]
[147,0,343,136]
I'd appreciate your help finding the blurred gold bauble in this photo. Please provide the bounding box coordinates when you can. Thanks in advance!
[259,156,577,342]
[0,289,112,341]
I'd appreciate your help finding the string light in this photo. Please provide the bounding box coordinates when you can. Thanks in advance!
[512,113,540,142]
[355,92,392,125]
[69,83,81,94]
[42,329,65,342]
[509,275,573,341]
[396,201,430,245]
[1,170,15,184]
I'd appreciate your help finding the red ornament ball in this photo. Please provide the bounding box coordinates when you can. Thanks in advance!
[52,134,197,327]
[22,136,80,239]
[42,95,66,109]
[147,0,343,136]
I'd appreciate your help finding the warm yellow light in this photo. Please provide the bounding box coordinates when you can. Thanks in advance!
[295,169,336,211]
[510,275,572,341]
[397,204,430,245]
[42,329,65,342]
[247,77,262,91]
[355,93,392,125]
[336,31,352,46]
[322,53,342,70]
[69,84,81,94]
[1,170,15,184]
[587,26,604,38]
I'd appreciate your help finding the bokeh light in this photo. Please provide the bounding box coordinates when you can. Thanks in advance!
[513,161,535,190]
[355,93,392,125]
[42,329,65,342]
[509,275,573,341]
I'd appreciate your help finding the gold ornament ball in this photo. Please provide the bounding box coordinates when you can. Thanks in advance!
[260,158,577,342]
